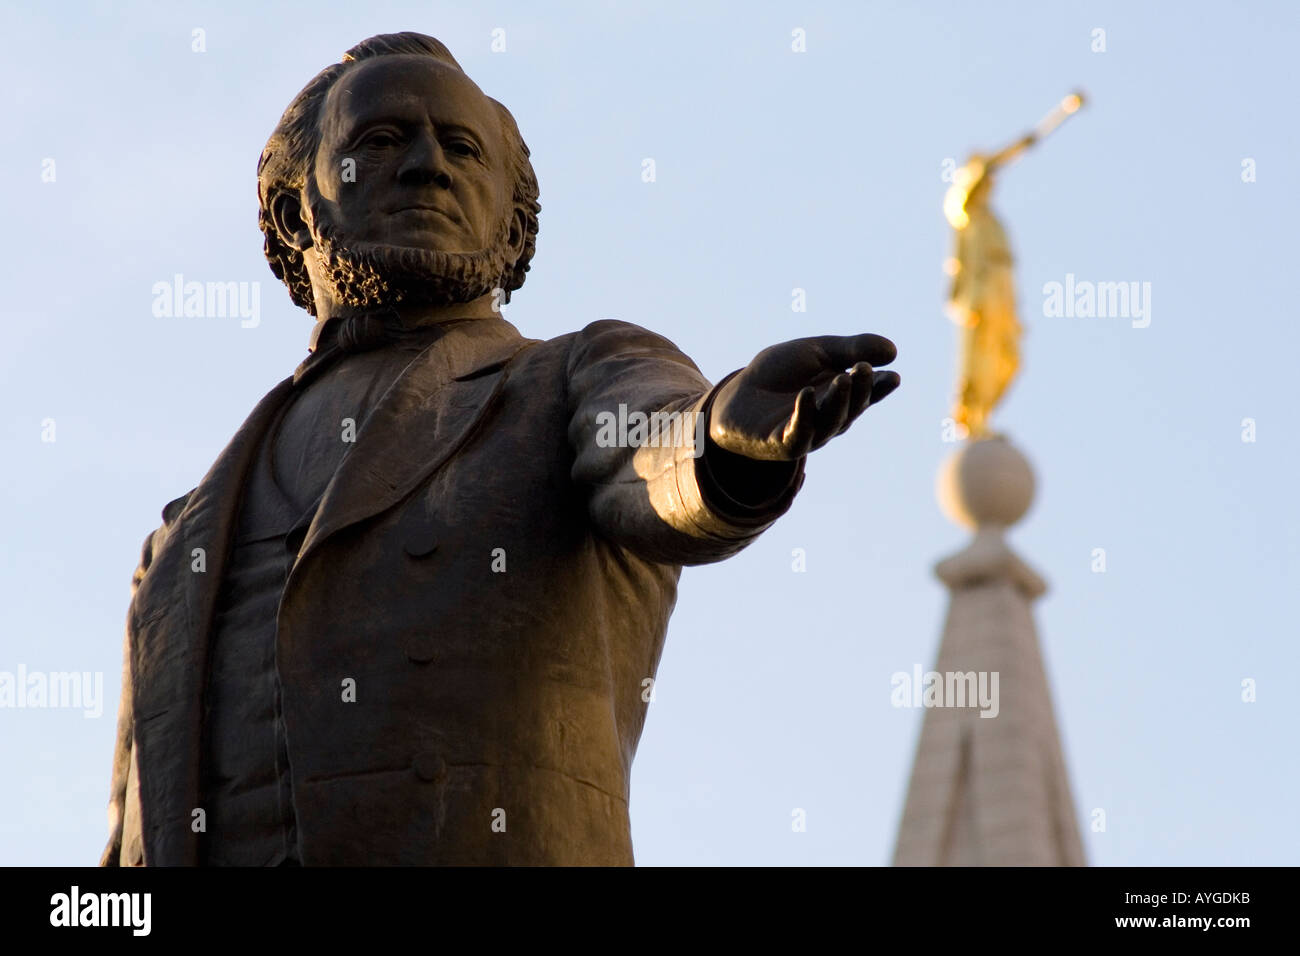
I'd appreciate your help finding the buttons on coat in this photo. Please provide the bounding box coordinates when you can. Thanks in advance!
[405,635,438,664]
[403,525,439,558]
[412,752,446,782]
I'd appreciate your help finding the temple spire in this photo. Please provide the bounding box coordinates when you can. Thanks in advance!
[893,435,1084,866]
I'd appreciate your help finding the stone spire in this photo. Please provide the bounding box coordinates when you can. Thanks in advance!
[892,435,1084,866]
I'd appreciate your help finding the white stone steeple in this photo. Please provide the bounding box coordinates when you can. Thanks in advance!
[893,435,1084,866]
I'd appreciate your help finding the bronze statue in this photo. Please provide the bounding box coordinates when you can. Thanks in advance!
[944,92,1083,437]
[101,33,900,866]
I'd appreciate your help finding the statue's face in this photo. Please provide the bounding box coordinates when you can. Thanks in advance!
[312,55,510,255]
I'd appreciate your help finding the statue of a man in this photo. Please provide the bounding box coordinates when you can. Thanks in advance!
[101,33,900,866]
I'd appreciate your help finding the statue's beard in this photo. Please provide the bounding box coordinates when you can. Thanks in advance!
[307,195,512,312]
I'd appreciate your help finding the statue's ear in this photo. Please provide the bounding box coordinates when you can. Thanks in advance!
[269,189,313,253]
[505,204,528,266]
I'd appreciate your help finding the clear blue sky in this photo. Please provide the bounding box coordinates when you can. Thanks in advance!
[2,0,1296,865]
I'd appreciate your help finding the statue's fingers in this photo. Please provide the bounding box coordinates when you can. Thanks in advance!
[840,361,874,431]
[813,372,852,447]
[780,386,818,458]
[869,369,901,405]
[811,333,896,370]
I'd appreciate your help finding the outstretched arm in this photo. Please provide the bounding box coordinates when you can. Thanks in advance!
[567,321,899,566]
[986,133,1037,173]
[987,91,1086,173]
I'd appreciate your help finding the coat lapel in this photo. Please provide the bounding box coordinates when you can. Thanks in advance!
[293,317,535,566]
[132,375,296,866]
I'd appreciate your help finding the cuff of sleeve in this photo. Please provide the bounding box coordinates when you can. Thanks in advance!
[664,374,806,537]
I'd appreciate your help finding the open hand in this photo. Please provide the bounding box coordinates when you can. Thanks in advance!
[709,334,900,461]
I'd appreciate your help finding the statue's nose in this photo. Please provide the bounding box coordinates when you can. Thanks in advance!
[398,132,452,189]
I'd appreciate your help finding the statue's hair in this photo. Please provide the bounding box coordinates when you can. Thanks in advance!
[256,32,540,314]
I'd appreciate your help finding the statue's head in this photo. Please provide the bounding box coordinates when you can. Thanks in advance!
[257,33,540,317]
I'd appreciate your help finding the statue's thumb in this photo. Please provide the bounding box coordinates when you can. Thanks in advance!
[782,387,817,456]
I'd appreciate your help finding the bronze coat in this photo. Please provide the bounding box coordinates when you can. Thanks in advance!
[101,317,802,866]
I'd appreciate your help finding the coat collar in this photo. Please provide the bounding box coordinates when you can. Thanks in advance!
[292,316,534,565]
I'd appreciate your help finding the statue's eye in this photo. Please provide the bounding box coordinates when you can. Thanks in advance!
[445,139,478,158]
[361,130,400,148]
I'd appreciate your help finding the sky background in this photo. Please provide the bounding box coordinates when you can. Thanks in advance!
[2,0,1296,866]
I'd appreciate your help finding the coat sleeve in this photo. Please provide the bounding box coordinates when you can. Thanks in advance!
[99,527,157,866]
[566,320,805,566]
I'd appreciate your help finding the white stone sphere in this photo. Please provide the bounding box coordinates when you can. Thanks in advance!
[936,435,1035,529]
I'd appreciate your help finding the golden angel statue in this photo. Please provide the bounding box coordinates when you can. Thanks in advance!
[944,92,1084,437]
